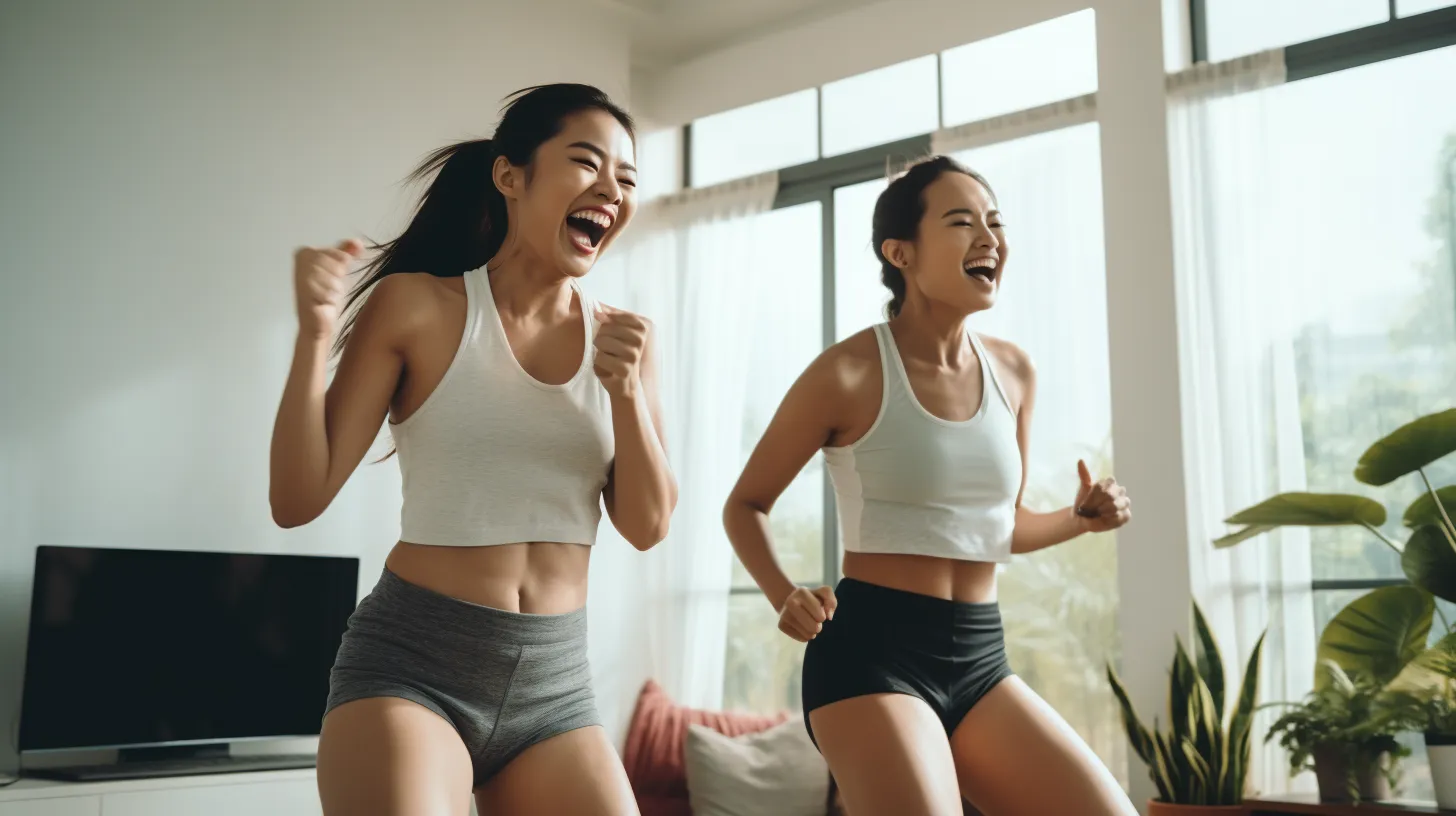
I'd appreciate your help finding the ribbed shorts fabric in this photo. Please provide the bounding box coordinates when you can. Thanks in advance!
[800,578,1014,746]
[325,568,600,786]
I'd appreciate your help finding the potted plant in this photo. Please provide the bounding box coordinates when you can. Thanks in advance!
[1375,632,1456,808]
[1266,661,1409,802]
[1214,408,1456,800]
[1107,602,1265,815]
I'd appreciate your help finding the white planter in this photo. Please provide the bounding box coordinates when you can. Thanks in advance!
[1427,734,1456,810]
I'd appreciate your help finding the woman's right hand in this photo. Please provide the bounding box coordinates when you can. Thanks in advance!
[293,239,364,339]
[778,586,837,642]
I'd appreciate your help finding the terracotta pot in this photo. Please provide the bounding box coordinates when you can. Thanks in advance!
[1146,801,1245,816]
[1311,743,1391,802]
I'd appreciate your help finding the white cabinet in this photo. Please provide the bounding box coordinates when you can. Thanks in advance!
[103,778,320,816]
[0,799,100,816]
[0,770,318,816]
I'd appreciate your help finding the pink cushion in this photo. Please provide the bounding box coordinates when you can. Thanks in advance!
[623,680,789,816]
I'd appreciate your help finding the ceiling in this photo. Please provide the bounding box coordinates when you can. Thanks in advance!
[589,0,881,69]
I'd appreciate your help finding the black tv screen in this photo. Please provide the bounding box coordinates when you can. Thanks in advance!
[19,546,359,753]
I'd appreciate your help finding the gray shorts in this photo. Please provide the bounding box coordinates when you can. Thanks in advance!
[325,568,599,786]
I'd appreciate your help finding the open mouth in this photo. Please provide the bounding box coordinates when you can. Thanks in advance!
[566,208,613,253]
[964,258,998,284]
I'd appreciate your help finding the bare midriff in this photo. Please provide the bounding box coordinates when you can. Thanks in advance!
[384,540,592,615]
[841,551,999,603]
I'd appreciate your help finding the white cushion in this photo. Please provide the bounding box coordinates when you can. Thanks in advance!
[683,719,831,816]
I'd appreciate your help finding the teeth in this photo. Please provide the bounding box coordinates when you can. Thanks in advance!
[964,258,997,270]
[571,209,613,228]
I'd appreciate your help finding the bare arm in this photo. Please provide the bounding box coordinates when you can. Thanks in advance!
[269,253,419,528]
[599,318,676,550]
[998,343,1131,554]
[594,306,675,549]
[724,352,849,639]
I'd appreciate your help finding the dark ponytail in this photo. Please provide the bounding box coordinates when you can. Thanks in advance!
[871,155,995,319]
[334,83,635,355]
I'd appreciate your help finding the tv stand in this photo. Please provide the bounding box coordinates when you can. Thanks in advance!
[0,765,322,816]
[26,744,316,782]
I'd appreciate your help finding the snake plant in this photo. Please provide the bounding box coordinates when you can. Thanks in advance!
[1107,603,1266,805]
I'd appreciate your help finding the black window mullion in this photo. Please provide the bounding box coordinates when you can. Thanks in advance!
[1190,0,1210,64]
[1285,5,1456,82]
[1311,578,1410,592]
[821,187,839,587]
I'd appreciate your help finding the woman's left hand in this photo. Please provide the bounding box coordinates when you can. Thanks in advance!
[1073,459,1131,533]
[593,303,650,399]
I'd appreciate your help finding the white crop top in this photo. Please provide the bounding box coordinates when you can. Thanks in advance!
[388,265,614,547]
[823,323,1023,563]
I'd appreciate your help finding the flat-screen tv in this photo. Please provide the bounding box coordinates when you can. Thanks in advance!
[19,546,359,755]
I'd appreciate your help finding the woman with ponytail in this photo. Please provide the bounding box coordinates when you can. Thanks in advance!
[724,156,1134,815]
[269,84,674,816]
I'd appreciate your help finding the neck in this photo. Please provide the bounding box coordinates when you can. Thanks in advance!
[890,297,975,368]
[486,246,575,320]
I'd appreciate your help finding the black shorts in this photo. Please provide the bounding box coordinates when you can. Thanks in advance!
[800,578,1014,746]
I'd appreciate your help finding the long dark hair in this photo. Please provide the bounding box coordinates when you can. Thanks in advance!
[333,83,635,356]
[871,155,996,319]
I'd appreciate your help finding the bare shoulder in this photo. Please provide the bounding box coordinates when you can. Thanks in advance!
[978,333,1035,385]
[351,272,460,347]
[805,327,880,397]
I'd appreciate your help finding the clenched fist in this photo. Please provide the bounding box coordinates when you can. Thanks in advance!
[293,239,364,339]
[1073,459,1132,533]
[778,586,837,642]
[593,304,650,399]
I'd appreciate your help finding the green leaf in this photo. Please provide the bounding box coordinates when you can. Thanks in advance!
[1356,408,1456,486]
[1405,486,1456,529]
[1181,738,1212,803]
[1403,525,1456,603]
[1388,632,1456,695]
[1222,492,1386,531]
[1192,602,1227,721]
[1107,666,1156,766]
[1317,586,1434,687]
[1213,524,1277,549]
[1171,641,1198,745]
[1225,633,1265,803]
[1412,632,1456,678]
[1152,730,1178,802]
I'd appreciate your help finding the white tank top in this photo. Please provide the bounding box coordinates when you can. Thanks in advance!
[823,323,1022,563]
[388,265,614,547]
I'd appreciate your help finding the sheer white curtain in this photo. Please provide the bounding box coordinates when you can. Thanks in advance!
[926,121,1127,781]
[587,172,779,709]
[1168,49,1317,797]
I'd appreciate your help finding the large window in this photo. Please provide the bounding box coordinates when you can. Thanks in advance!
[698,10,1123,785]
[1204,0,1388,61]
[689,90,818,188]
[940,10,1098,126]
[1269,44,1456,800]
[720,202,824,713]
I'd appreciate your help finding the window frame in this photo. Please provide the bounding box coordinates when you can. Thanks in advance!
[713,4,1456,602]
[1189,0,1456,71]
[703,3,1456,614]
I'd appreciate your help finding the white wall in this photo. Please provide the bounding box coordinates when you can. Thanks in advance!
[0,0,646,772]
[632,1,1189,810]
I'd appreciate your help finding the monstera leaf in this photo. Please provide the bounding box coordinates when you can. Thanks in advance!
[1214,493,1387,548]
[1316,586,1433,688]
[1405,487,1456,529]
[1402,525,1456,603]
[1355,408,1456,486]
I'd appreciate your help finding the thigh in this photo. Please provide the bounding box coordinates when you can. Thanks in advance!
[474,725,638,816]
[810,693,963,816]
[317,696,474,816]
[950,677,1135,816]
